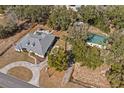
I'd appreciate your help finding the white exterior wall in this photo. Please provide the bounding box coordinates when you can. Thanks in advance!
[15,48,22,52]
[29,50,44,58]
[15,48,44,58]
[35,53,44,58]
[15,48,21,52]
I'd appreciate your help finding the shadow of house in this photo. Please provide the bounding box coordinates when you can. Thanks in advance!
[44,36,59,57]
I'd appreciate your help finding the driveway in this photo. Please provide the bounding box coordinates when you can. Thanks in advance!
[0,57,48,87]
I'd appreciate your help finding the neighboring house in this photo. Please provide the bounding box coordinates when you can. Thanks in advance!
[66,5,81,12]
[15,30,56,58]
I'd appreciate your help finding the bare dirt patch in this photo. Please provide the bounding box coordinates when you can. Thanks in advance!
[88,26,108,36]
[62,82,85,88]
[7,66,32,82]
[39,67,85,88]
[72,63,111,88]
[0,47,34,68]
[39,67,65,88]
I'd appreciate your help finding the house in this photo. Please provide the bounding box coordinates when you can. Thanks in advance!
[66,5,81,12]
[15,30,56,58]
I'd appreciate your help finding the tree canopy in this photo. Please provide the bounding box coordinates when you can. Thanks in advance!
[0,22,17,39]
[105,30,124,87]
[78,6,110,33]
[10,5,53,24]
[47,6,77,31]
[48,47,68,71]
[106,63,124,88]
[78,6,124,33]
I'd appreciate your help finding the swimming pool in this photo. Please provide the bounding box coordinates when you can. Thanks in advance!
[87,34,108,48]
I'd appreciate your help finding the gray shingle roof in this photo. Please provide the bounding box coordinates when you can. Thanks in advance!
[15,30,55,57]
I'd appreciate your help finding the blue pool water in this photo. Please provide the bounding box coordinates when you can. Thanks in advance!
[87,34,107,45]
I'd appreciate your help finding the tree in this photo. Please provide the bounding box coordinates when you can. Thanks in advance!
[72,39,87,62]
[106,63,124,88]
[106,30,124,64]
[78,6,109,33]
[67,21,90,42]
[0,7,4,14]
[0,22,17,39]
[104,30,124,87]
[78,6,124,34]
[47,6,77,31]
[85,47,103,69]
[10,5,53,24]
[0,5,9,14]
[48,47,68,71]
[78,6,98,24]
[105,6,124,30]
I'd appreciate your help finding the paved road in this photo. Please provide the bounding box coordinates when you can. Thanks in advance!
[0,72,38,88]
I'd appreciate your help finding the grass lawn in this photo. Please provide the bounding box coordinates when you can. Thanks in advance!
[7,66,33,82]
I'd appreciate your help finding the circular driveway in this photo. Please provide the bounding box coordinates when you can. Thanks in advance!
[0,58,48,86]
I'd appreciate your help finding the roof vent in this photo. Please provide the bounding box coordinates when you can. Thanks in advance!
[26,41,30,46]
[31,42,35,47]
